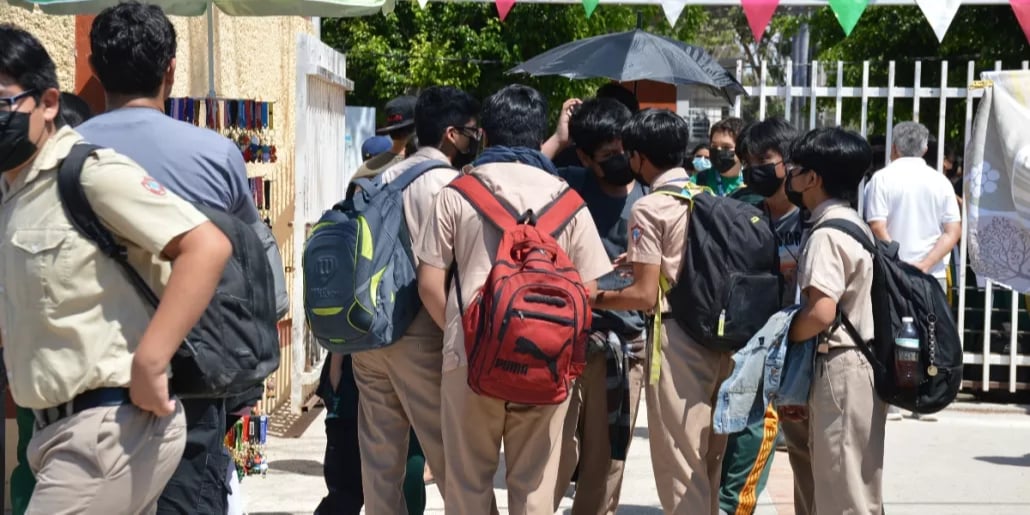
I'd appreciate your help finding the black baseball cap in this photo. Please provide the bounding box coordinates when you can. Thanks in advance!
[376,96,416,134]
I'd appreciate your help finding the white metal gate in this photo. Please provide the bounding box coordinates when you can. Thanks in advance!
[678,58,1030,394]
[292,33,353,412]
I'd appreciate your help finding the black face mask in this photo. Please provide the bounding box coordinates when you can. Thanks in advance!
[598,153,634,186]
[784,169,807,209]
[712,149,737,174]
[743,163,784,198]
[451,134,480,170]
[0,111,37,173]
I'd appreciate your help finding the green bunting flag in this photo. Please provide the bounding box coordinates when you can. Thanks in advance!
[828,0,869,36]
[582,0,599,18]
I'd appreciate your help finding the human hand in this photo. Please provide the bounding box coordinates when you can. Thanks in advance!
[130,353,176,417]
[556,98,583,146]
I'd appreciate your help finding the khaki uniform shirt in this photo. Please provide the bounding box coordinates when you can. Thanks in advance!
[0,127,207,409]
[625,168,692,310]
[353,152,403,180]
[416,162,613,372]
[378,147,458,337]
[798,199,875,348]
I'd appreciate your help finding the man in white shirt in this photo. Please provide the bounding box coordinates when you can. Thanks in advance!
[864,121,961,422]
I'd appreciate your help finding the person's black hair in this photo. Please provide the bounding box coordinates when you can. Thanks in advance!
[791,127,872,204]
[59,92,93,128]
[388,125,415,142]
[90,1,177,97]
[736,117,798,163]
[622,108,690,170]
[481,84,548,149]
[710,117,746,141]
[414,86,480,148]
[596,83,640,113]
[0,24,59,98]
[924,134,939,170]
[569,97,631,157]
[691,142,710,155]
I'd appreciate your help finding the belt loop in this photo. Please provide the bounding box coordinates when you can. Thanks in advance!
[33,410,46,430]
[62,400,74,419]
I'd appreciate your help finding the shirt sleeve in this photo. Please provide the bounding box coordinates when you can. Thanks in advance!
[225,143,261,225]
[940,178,962,224]
[81,152,208,258]
[415,186,460,270]
[798,230,846,303]
[625,199,663,266]
[863,175,889,222]
[565,208,614,284]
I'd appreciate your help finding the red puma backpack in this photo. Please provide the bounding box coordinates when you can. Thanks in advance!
[449,175,592,405]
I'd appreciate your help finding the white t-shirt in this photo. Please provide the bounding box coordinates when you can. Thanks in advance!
[864,157,962,278]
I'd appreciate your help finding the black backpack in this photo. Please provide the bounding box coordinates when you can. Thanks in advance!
[815,219,962,414]
[57,144,280,399]
[655,184,781,352]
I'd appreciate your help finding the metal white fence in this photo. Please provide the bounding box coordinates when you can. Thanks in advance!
[683,58,1030,394]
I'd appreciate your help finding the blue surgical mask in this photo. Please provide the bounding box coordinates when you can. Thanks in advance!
[692,156,712,172]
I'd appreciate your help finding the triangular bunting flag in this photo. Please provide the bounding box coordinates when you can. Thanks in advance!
[828,0,868,36]
[415,0,429,9]
[742,0,780,43]
[915,0,962,42]
[582,0,599,18]
[1014,0,1030,45]
[660,0,687,27]
[496,0,516,21]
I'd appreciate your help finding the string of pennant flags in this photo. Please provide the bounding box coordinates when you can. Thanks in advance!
[463,0,1030,44]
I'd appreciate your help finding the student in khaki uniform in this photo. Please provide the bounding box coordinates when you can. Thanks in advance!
[592,109,733,515]
[352,96,418,180]
[0,25,231,514]
[783,127,886,514]
[349,85,480,514]
[551,97,648,515]
[416,84,612,515]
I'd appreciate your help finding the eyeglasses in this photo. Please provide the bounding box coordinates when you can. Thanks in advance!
[456,126,481,138]
[785,164,808,176]
[0,90,37,114]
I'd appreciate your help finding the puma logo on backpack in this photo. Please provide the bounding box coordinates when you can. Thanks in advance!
[448,175,591,405]
[815,219,962,414]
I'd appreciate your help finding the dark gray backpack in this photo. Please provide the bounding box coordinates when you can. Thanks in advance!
[57,144,280,399]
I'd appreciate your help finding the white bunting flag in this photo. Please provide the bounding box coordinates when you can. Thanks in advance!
[915,0,963,42]
[660,0,688,27]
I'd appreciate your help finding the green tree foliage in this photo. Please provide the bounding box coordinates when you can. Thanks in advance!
[806,5,1030,147]
[321,2,705,121]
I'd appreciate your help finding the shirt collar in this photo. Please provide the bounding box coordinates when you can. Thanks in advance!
[808,198,851,222]
[651,167,689,189]
[412,146,450,163]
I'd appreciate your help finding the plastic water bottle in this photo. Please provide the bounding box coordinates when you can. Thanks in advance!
[894,317,921,388]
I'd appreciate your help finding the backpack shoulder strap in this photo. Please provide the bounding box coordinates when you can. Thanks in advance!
[534,187,586,238]
[814,218,877,254]
[57,143,161,307]
[448,174,519,231]
[387,159,453,192]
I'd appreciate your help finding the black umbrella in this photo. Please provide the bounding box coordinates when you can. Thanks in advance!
[508,29,746,105]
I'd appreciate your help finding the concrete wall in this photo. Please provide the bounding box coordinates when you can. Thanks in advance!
[1,5,314,508]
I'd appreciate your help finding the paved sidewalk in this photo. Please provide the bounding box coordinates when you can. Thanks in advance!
[242,404,1030,514]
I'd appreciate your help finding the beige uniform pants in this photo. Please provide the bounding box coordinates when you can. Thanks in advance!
[441,365,569,515]
[647,319,734,515]
[778,414,814,515]
[553,352,645,515]
[351,315,447,514]
[27,402,186,515]
[805,348,887,515]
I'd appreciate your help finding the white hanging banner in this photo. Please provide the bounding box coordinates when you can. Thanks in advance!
[660,0,687,26]
[966,70,1030,293]
[915,0,963,42]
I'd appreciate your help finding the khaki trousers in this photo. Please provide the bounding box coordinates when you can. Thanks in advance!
[553,352,645,515]
[352,311,447,514]
[806,348,887,515]
[441,365,569,515]
[27,402,187,515]
[778,414,814,515]
[647,319,734,515]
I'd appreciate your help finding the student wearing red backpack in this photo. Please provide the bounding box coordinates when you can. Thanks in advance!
[416,84,612,515]
[592,109,733,514]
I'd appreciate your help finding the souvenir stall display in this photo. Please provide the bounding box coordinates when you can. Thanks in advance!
[225,412,271,478]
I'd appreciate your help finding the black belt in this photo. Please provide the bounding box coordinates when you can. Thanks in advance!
[33,387,131,429]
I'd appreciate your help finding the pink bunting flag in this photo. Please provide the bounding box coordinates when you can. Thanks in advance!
[496,0,516,21]
[742,0,780,43]
[1014,0,1030,44]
